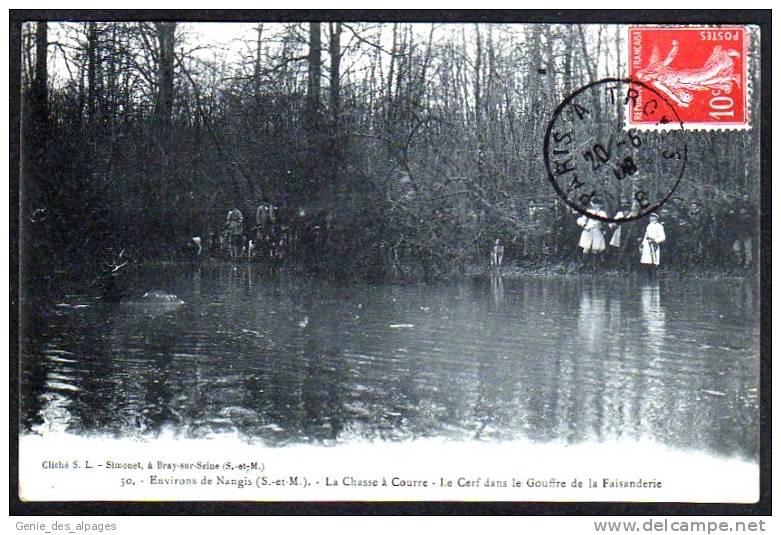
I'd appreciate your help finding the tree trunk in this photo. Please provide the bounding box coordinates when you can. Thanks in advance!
[86,23,98,126]
[254,23,264,104]
[577,25,597,82]
[563,26,573,94]
[31,22,48,123]
[395,26,408,105]
[153,22,176,209]
[307,22,322,114]
[328,22,342,123]
[26,21,49,183]
[154,22,176,130]
[474,24,482,136]
[386,23,397,118]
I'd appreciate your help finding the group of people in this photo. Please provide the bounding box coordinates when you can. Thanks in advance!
[216,203,288,262]
[198,195,752,278]
[575,198,666,277]
[510,192,756,270]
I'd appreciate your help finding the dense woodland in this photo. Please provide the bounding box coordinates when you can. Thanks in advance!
[20,21,760,295]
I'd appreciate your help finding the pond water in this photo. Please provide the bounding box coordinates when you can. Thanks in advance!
[20,265,759,461]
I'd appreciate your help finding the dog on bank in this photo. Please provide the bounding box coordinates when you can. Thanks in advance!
[184,236,202,263]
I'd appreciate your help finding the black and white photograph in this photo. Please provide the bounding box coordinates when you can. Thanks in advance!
[12,11,768,508]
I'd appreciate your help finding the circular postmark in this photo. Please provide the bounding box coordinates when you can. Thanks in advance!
[543,78,687,223]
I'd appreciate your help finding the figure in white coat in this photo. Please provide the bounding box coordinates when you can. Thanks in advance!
[640,212,666,277]
[607,200,637,269]
[490,238,505,269]
[576,199,608,269]
[608,206,627,249]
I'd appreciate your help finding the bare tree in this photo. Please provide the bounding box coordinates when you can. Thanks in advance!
[328,22,342,122]
[153,22,176,129]
[307,22,322,114]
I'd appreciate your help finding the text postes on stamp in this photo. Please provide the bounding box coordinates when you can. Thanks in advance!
[629,26,748,130]
[543,78,687,223]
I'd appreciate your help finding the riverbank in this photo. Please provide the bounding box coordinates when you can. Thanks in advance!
[138,257,755,284]
[469,262,755,281]
[19,256,755,312]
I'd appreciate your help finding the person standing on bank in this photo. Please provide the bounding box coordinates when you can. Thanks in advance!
[254,201,277,260]
[226,207,244,261]
[640,212,666,278]
[490,238,505,269]
[608,199,643,269]
[576,199,608,269]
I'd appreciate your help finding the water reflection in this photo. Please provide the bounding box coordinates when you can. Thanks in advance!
[577,284,608,351]
[192,268,201,297]
[20,266,759,460]
[640,282,666,353]
[490,272,504,308]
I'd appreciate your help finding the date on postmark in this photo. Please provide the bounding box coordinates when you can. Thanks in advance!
[629,26,748,130]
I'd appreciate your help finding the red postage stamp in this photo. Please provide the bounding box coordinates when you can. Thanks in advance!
[628,26,748,129]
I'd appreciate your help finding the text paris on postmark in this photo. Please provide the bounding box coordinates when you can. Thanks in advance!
[543,78,687,222]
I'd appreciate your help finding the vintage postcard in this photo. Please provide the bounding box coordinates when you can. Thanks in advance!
[12,12,767,511]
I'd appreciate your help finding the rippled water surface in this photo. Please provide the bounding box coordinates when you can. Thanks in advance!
[20,265,759,460]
